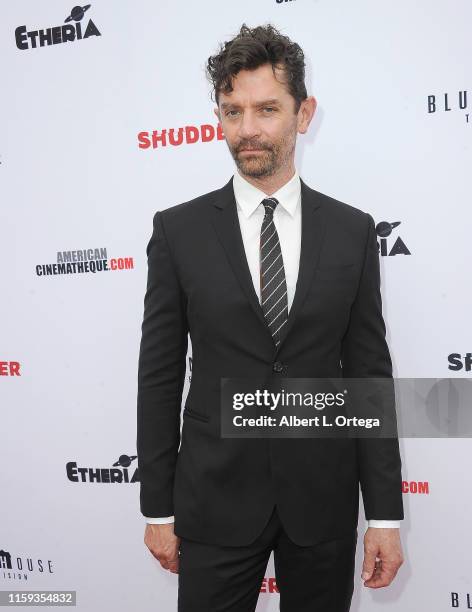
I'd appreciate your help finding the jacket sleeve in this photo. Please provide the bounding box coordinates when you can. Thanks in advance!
[136,210,188,517]
[341,213,404,521]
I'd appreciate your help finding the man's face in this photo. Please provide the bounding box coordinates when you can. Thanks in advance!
[214,63,309,179]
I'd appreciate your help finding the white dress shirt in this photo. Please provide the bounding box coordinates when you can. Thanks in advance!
[145,168,400,529]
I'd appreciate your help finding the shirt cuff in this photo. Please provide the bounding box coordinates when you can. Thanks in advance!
[144,515,175,524]
[367,519,401,528]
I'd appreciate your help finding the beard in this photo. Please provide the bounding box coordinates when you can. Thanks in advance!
[227,138,292,178]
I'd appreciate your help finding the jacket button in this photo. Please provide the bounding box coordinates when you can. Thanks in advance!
[273,361,284,373]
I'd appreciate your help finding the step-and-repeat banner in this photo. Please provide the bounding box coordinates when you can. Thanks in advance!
[1,1,470,610]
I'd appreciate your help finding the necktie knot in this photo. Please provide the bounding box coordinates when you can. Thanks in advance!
[261,197,279,217]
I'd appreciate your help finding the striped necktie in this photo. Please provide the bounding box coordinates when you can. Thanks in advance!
[259,197,289,347]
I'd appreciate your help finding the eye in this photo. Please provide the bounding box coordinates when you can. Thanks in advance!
[263,107,276,113]
[225,110,239,117]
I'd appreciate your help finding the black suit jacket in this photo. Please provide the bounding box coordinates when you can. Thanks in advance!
[136,176,404,546]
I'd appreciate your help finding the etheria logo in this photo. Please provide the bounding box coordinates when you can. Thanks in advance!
[15,5,101,51]
[375,221,411,257]
[66,454,139,484]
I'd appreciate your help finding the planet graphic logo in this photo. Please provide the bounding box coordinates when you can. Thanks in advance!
[375,220,411,257]
[64,4,91,23]
[113,454,137,468]
[375,221,401,239]
[15,5,101,51]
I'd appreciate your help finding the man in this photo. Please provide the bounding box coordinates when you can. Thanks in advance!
[137,23,404,612]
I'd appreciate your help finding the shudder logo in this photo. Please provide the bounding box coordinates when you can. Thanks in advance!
[138,123,225,149]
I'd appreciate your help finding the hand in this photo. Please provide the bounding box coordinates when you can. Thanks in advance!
[361,527,404,588]
[144,522,180,574]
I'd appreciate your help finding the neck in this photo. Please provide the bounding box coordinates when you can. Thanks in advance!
[237,163,296,196]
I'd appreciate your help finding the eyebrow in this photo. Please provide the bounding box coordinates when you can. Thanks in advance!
[220,98,281,110]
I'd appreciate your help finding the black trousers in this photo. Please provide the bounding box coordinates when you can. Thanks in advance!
[177,505,357,612]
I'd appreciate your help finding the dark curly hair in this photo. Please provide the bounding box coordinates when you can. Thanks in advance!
[206,23,307,114]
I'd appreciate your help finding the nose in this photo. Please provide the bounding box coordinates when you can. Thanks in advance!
[237,110,261,140]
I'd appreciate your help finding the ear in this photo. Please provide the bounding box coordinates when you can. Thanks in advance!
[214,106,221,122]
[298,96,317,134]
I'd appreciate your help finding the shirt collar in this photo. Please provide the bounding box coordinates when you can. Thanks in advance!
[233,168,301,219]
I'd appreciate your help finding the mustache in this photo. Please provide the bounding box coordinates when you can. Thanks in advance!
[237,144,269,152]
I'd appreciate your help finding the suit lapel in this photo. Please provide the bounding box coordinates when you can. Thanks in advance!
[209,177,272,345]
[209,175,327,358]
[274,178,327,355]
